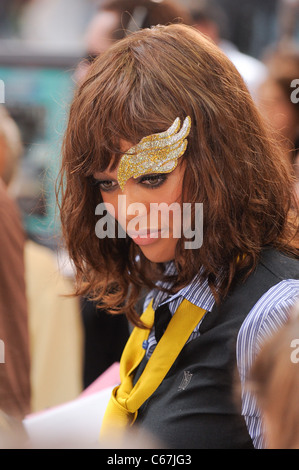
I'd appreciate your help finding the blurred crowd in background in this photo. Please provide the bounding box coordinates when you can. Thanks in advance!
[0,0,299,448]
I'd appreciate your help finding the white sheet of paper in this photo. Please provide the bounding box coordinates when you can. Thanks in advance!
[23,386,114,448]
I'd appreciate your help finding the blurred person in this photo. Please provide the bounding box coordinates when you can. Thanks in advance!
[76,0,192,83]
[257,75,299,166]
[75,0,192,388]
[247,304,299,449]
[190,1,267,100]
[256,50,299,199]
[25,239,84,412]
[0,180,31,420]
[0,105,84,412]
[263,47,299,78]
[59,24,299,448]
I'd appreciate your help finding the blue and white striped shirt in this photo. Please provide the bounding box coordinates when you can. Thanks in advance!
[143,262,299,449]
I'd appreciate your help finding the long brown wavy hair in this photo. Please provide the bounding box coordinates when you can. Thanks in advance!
[58,24,299,327]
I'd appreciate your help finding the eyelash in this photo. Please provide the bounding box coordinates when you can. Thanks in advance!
[96,180,117,192]
[138,173,168,188]
[95,173,168,192]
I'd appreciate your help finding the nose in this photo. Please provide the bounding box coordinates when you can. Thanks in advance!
[117,186,148,230]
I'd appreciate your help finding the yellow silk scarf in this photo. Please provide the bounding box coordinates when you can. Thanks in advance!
[100,298,207,440]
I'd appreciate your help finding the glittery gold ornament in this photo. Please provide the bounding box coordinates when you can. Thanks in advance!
[117,116,191,190]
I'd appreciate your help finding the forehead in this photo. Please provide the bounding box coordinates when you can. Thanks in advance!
[94,139,133,176]
[120,139,133,153]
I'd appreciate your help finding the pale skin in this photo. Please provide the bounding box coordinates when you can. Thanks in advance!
[93,142,186,263]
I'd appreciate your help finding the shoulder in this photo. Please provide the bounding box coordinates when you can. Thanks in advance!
[259,249,299,282]
[237,278,299,373]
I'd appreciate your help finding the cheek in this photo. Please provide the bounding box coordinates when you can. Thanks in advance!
[149,185,183,230]
[151,176,184,207]
[100,192,119,219]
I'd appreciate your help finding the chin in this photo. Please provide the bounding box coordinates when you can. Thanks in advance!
[139,243,176,264]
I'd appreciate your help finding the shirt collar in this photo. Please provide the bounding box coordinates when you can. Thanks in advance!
[152,262,216,312]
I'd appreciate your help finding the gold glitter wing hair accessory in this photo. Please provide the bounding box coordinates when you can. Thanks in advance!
[117,116,191,190]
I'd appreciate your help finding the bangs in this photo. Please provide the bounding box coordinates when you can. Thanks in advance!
[81,103,184,178]
[76,35,191,178]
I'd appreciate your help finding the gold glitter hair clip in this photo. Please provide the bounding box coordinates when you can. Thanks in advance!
[117,116,192,190]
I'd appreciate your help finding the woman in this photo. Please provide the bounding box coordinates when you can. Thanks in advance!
[58,24,299,448]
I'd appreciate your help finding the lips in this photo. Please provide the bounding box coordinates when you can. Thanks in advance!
[127,228,167,246]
